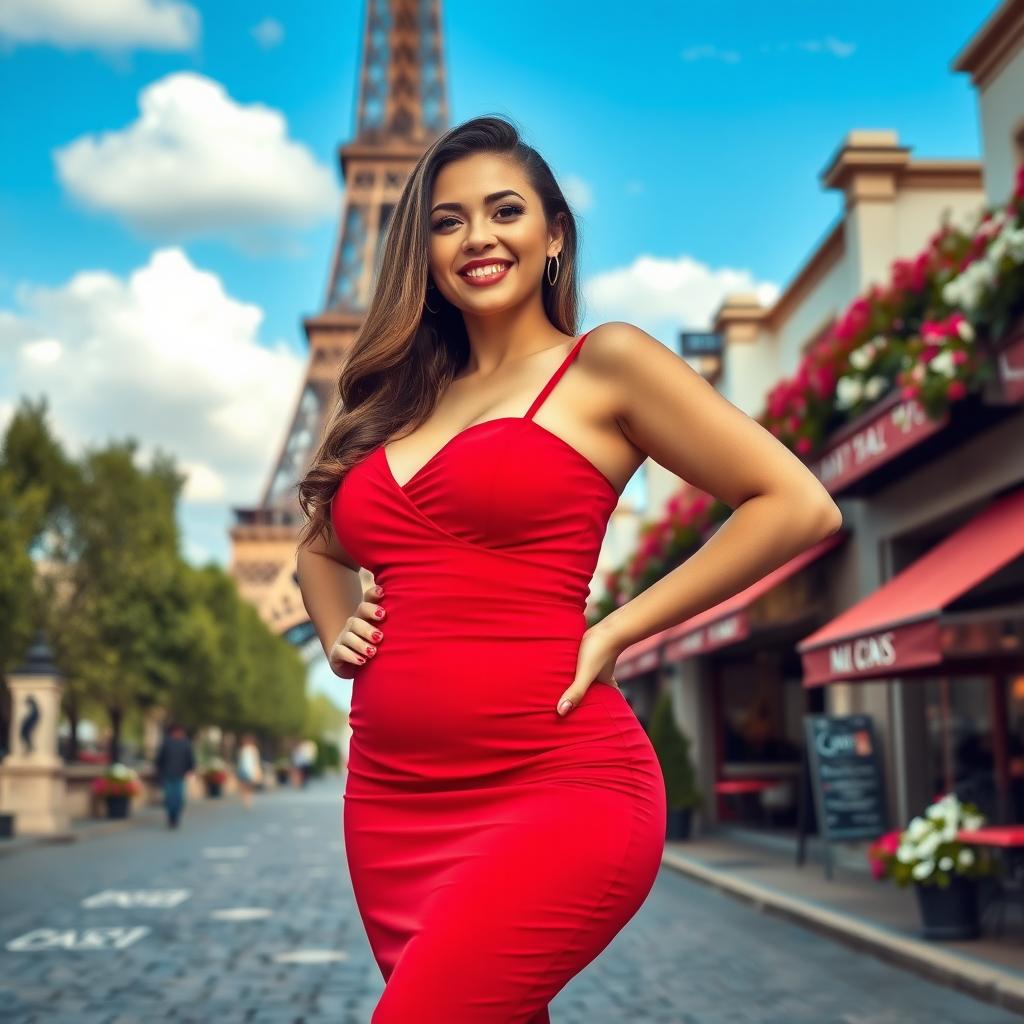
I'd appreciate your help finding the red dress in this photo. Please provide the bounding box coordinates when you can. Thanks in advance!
[331,329,666,1022]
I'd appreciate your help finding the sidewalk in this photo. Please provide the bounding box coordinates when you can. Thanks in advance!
[662,832,1024,1017]
[0,798,217,858]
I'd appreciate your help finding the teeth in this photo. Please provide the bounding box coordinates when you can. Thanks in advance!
[464,263,508,279]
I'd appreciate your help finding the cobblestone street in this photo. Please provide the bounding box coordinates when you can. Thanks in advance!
[1,775,1020,1023]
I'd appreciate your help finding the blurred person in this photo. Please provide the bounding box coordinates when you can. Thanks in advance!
[154,723,195,829]
[236,734,262,809]
[292,737,316,787]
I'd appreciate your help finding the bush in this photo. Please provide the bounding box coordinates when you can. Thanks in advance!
[648,688,703,811]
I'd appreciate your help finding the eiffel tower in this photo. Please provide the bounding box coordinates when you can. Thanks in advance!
[229,0,449,649]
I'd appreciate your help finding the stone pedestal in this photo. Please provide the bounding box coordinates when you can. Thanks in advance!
[0,635,71,837]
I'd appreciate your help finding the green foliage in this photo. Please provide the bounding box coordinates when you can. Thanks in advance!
[648,687,703,811]
[2,398,311,751]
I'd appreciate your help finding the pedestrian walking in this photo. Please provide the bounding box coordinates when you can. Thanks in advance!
[236,733,262,809]
[154,723,195,829]
[292,738,316,788]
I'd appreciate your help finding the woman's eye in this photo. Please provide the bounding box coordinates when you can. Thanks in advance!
[432,204,524,231]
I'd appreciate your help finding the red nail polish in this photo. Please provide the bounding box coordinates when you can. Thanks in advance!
[375,608,385,618]
[366,646,376,655]
[356,656,366,664]
[371,631,382,642]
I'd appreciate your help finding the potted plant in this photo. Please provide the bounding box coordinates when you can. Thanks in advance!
[201,758,228,798]
[867,791,997,940]
[90,763,142,819]
[274,757,292,785]
[648,688,704,839]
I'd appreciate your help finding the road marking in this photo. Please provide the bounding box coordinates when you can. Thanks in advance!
[211,908,274,921]
[81,889,190,909]
[273,948,348,964]
[6,927,150,952]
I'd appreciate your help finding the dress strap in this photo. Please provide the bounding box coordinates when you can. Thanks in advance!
[524,330,593,420]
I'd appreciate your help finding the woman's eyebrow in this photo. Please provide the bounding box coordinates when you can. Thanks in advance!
[430,189,526,215]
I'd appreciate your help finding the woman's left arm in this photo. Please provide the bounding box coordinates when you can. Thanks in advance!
[556,322,842,716]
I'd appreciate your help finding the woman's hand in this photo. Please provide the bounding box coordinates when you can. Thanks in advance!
[555,624,623,716]
[328,583,386,679]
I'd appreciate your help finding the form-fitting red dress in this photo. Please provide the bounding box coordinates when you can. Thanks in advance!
[330,330,666,1022]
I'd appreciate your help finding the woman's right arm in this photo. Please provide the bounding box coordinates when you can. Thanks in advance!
[296,524,385,678]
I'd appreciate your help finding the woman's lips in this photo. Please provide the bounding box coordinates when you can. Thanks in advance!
[459,263,512,287]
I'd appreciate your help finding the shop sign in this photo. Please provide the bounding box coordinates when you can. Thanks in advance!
[811,393,948,495]
[663,612,747,660]
[800,713,888,878]
[802,619,942,687]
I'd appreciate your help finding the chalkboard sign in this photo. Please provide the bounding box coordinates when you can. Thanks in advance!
[802,713,888,878]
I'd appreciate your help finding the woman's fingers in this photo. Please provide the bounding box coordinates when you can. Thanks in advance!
[327,589,387,678]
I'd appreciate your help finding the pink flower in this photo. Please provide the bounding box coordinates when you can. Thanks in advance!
[921,343,941,363]
[947,379,967,400]
[795,436,812,454]
[951,348,969,366]
[901,384,919,400]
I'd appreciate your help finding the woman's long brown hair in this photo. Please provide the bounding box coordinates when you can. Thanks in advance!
[296,114,583,549]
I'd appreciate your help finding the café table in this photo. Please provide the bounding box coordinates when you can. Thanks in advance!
[957,825,1024,938]
[714,778,783,828]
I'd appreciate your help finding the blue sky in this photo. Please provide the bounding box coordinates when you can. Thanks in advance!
[0,0,996,581]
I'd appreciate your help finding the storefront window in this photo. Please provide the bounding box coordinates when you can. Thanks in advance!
[924,675,996,818]
[1006,675,1024,821]
[720,663,803,765]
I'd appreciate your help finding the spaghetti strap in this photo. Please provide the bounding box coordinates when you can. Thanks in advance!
[524,330,593,420]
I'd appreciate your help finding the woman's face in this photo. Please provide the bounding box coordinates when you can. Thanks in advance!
[427,152,560,315]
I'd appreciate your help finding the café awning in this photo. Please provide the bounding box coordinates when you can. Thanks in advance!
[799,485,1024,687]
[615,529,849,678]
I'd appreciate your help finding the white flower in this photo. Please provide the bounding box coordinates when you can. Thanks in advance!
[956,319,975,342]
[906,816,931,841]
[864,375,889,401]
[939,856,955,871]
[929,349,956,378]
[912,858,935,881]
[849,343,875,371]
[925,802,946,821]
[896,843,917,864]
[963,814,985,830]
[959,847,976,867]
[835,375,863,410]
[918,831,943,859]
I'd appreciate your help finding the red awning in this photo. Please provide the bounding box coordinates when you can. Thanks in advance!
[799,485,1024,687]
[615,530,849,677]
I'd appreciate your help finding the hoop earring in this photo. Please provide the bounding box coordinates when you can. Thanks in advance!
[546,253,561,286]
[424,283,439,315]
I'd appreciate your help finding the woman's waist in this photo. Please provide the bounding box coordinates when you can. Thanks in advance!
[346,683,659,795]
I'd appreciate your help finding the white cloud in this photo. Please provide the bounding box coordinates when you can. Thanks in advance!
[53,71,340,247]
[0,247,305,559]
[0,0,199,53]
[561,175,593,214]
[681,45,740,64]
[251,17,284,49]
[796,37,856,58]
[584,253,779,333]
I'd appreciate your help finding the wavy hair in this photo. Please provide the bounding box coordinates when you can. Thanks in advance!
[297,114,582,549]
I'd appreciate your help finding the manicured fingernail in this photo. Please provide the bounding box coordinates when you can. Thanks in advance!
[557,698,574,716]
[371,631,382,642]
[356,656,366,664]
[376,586,384,594]
[375,608,385,618]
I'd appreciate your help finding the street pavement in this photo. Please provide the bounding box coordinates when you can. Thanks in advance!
[1,773,1020,1023]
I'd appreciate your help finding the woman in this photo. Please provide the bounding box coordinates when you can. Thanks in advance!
[296,115,841,1022]
[236,734,262,810]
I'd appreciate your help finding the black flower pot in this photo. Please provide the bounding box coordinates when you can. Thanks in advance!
[666,806,693,840]
[105,795,130,819]
[914,875,980,940]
